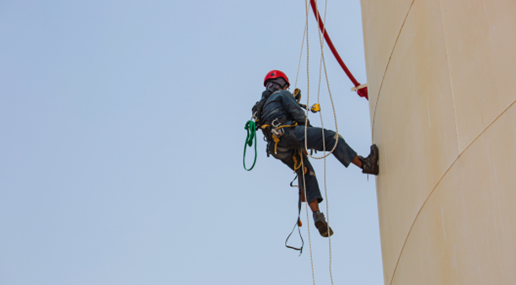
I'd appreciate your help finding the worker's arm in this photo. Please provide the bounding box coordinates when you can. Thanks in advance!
[280,90,310,125]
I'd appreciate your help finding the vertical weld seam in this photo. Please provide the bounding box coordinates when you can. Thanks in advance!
[438,0,461,152]
[371,0,416,139]
[388,97,516,285]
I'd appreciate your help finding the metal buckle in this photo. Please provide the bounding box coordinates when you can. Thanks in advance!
[271,118,281,128]
[271,128,284,138]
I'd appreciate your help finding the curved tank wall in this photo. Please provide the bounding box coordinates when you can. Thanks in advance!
[360,0,516,284]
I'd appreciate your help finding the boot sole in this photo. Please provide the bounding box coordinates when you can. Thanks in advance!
[372,144,379,175]
[315,220,334,237]
[368,144,379,175]
[371,144,379,163]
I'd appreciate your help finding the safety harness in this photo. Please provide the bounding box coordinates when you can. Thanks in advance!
[260,119,298,155]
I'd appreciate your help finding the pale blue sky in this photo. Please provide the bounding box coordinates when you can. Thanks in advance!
[1,1,383,284]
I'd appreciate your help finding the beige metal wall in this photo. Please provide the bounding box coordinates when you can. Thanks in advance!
[359,0,516,284]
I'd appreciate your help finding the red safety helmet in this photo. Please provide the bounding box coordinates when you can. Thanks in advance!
[263,70,290,87]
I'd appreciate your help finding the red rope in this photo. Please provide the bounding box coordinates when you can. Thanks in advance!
[309,0,368,100]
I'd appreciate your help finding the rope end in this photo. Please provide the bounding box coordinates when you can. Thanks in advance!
[350,83,367,92]
[351,84,368,100]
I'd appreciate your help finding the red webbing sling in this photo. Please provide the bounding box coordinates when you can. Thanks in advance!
[309,0,369,100]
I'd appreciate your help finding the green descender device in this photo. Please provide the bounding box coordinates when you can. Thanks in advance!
[243,119,257,171]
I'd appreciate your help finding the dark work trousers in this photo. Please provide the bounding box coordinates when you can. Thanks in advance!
[271,125,357,204]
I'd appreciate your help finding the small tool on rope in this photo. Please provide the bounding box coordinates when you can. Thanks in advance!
[243,120,258,171]
[310,103,321,113]
[294,88,321,113]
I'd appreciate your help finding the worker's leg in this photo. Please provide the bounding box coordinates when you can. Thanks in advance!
[294,125,358,168]
[271,146,323,208]
[296,153,323,207]
[309,199,319,212]
[271,144,333,237]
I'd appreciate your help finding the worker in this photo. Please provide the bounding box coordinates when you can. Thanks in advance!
[252,70,379,237]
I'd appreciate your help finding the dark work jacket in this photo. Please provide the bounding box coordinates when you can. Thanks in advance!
[261,90,308,125]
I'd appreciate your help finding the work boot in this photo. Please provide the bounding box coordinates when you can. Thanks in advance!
[313,212,334,237]
[359,144,379,175]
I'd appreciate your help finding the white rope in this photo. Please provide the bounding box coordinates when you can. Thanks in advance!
[301,158,316,285]
[304,0,339,161]
[295,22,307,90]
[302,1,316,285]
[300,1,336,285]
[315,2,335,284]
